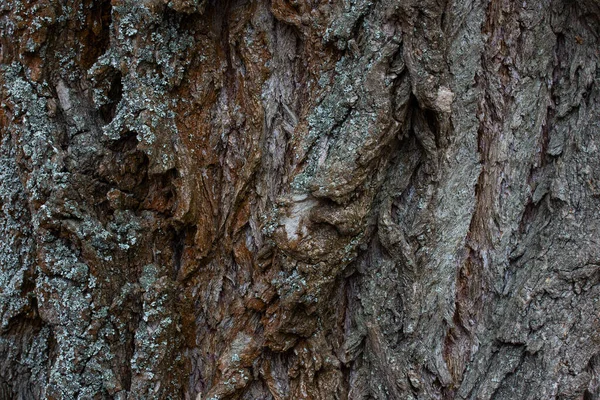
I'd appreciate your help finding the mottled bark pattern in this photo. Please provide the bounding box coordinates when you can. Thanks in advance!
[0,0,599,399]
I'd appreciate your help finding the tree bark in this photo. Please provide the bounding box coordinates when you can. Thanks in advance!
[1,0,600,399]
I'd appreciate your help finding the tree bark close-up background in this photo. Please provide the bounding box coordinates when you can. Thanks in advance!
[1,0,600,399]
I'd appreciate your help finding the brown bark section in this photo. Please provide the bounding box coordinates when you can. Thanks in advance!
[1,0,600,399]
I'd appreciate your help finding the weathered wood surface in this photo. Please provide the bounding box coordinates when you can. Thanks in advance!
[1,0,599,398]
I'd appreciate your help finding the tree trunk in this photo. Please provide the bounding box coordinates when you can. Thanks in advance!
[1,0,599,399]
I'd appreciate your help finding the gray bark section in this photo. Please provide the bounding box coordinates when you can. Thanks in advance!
[0,0,599,399]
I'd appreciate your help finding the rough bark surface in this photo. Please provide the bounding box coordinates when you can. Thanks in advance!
[1,0,599,399]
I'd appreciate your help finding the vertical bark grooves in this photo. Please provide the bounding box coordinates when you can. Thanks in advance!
[0,0,599,399]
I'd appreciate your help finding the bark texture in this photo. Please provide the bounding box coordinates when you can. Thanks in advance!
[1,0,600,399]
